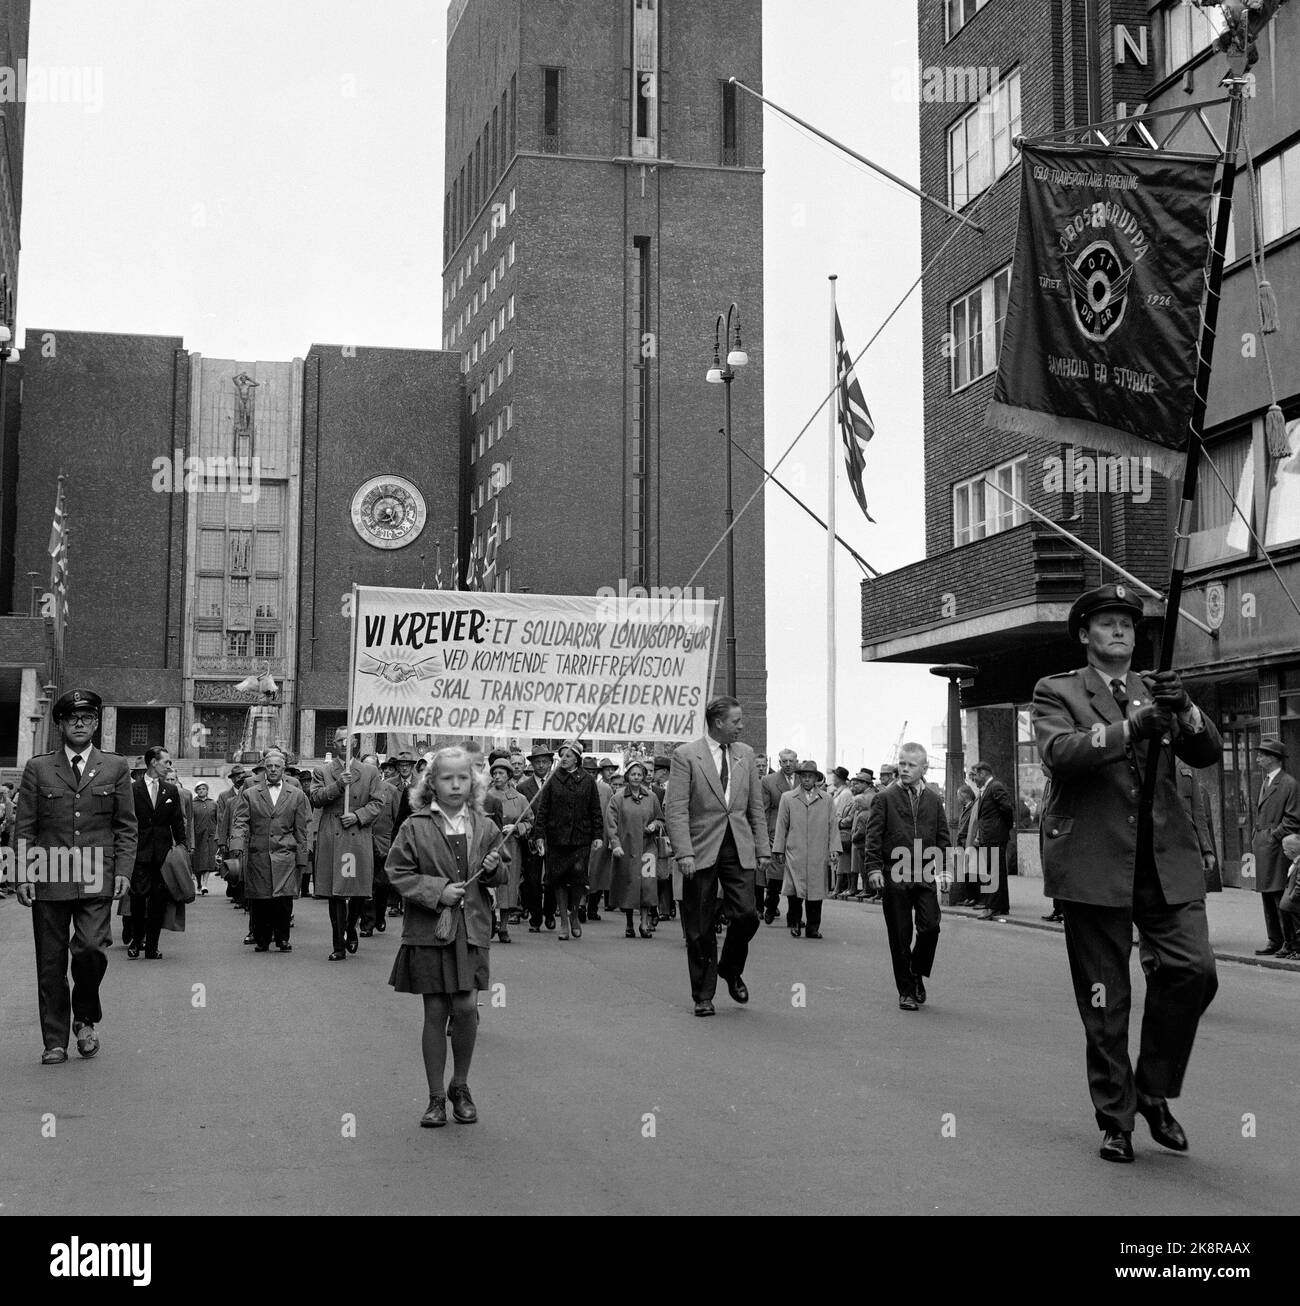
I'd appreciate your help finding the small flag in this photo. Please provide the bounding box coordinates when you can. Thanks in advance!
[835,311,875,523]
[47,477,70,653]
[464,530,481,592]
[482,502,500,589]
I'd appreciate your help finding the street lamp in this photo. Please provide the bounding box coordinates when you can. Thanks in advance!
[929,664,978,840]
[706,303,747,697]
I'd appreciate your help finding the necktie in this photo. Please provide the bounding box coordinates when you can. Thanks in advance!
[72,755,83,787]
[719,746,729,796]
[1110,678,1129,715]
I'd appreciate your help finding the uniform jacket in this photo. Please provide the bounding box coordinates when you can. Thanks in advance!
[863,780,951,881]
[1251,767,1300,895]
[131,776,188,892]
[761,770,797,842]
[16,747,138,900]
[310,758,386,897]
[1033,665,1221,907]
[385,808,506,948]
[773,786,838,900]
[228,778,311,898]
[534,765,603,847]
[664,737,770,871]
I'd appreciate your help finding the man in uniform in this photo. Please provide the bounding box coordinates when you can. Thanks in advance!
[15,689,137,1064]
[1033,583,1220,1163]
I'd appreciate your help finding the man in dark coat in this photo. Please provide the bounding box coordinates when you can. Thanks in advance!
[864,742,950,1011]
[533,739,603,940]
[1250,737,1300,957]
[1033,583,1221,1164]
[216,765,251,907]
[129,745,188,959]
[965,762,1015,919]
[760,749,798,922]
[518,746,557,931]
[15,689,137,1063]
[229,748,310,951]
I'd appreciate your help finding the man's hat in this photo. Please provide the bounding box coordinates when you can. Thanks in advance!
[488,748,512,765]
[52,688,102,719]
[527,745,555,762]
[971,760,993,773]
[794,759,823,779]
[831,766,850,783]
[1067,582,1145,641]
[393,751,416,764]
[228,764,248,780]
[653,754,673,771]
[1258,736,1288,760]
[598,758,617,772]
[857,768,875,782]
[581,756,599,771]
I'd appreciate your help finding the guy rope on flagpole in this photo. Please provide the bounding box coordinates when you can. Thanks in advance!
[827,274,837,774]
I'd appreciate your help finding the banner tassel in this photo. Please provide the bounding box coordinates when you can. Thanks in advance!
[1265,403,1290,459]
[1258,278,1279,333]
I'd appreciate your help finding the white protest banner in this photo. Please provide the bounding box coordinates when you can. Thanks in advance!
[348,587,719,743]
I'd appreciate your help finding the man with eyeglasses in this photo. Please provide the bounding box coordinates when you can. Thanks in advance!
[15,689,137,1065]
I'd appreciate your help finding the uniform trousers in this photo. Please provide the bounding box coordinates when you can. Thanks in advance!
[248,897,293,947]
[1062,857,1218,1133]
[681,826,758,1002]
[880,877,941,995]
[32,898,112,1050]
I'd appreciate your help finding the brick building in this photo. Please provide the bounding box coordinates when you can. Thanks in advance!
[1,332,460,768]
[862,0,1300,884]
[442,0,769,749]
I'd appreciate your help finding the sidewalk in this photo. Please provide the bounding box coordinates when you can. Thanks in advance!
[947,875,1300,972]
[826,876,1299,972]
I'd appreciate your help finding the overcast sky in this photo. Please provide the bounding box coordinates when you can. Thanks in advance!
[19,0,949,770]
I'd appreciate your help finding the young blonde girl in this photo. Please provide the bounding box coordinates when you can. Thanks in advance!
[385,746,507,1128]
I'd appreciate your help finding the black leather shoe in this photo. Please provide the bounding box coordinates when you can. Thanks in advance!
[41,1047,68,1065]
[447,1083,478,1124]
[244,932,256,945]
[1136,1095,1188,1151]
[376,919,386,933]
[420,1095,447,1128]
[1099,1129,1134,1163]
[805,930,824,939]
[145,950,162,960]
[577,904,587,923]
[276,942,292,952]
[544,915,555,930]
[359,928,373,938]
[898,993,919,1011]
[763,911,776,925]
[328,950,346,961]
[693,999,715,1017]
[127,945,141,959]
[254,943,269,952]
[913,974,927,1005]
[789,925,802,938]
[528,924,541,933]
[1254,943,1281,955]
[719,970,749,1004]
[346,928,359,954]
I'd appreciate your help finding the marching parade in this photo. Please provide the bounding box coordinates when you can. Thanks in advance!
[0,0,1298,1273]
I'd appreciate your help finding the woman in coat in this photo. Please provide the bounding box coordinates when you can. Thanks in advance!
[772,760,839,939]
[484,757,531,943]
[385,747,507,1129]
[606,758,665,938]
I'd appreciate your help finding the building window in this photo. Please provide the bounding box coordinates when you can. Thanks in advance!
[1015,706,1044,831]
[198,576,223,618]
[230,576,250,605]
[478,483,485,508]
[504,511,512,541]
[255,483,283,523]
[196,631,221,657]
[509,186,516,213]
[503,568,511,592]
[507,347,514,375]
[489,320,496,345]
[508,240,516,267]
[254,532,280,572]
[952,456,1028,546]
[508,292,516,319]
[946,0,989,41]
[478,381,485,405]
[542,67,562,152]
[498,306,506,332]
[470,391,477,414]
[505,402,514,430]
[721,80,740,166]
[254,631,277,659]
[491,105,499,180]
[497,255,505,279]
[1161,0,1226,77]
[1265,417,1300,550]
[469,435,476,464]
[948,68,1021,209]
[1189,426,1254,568]
[488,371,495,396]
[255,578,278,618]
[471,340,478,365]
[496,361,504,386]
[227,632,249,658]
[950,265,1011,390]
[199,530,224,569]
[505,457,512,485]
[1252,141,1300,247]
[632,0,659,157]
[479,430,486,457]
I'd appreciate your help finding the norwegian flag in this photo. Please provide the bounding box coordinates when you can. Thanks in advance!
[47,476,70,653]
[835,310,875,524]
[463,529,482,592]
[482,501,500,590]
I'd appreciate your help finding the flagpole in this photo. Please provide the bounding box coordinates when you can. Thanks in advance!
[1140,76,1247,816]
[827,274,837,774]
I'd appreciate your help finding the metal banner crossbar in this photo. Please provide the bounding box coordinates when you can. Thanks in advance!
[1019,96,1231,156]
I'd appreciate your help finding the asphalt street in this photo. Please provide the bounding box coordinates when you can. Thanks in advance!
[1,890,1295,1216]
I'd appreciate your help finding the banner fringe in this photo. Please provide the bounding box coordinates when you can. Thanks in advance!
[983,401,1185,477]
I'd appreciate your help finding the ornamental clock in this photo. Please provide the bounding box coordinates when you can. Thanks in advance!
[350,476,427,549]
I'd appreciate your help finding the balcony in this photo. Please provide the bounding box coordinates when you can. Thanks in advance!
[861,521,1106,666]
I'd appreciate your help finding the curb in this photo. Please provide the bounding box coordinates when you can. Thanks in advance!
[828,897,1300,973]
